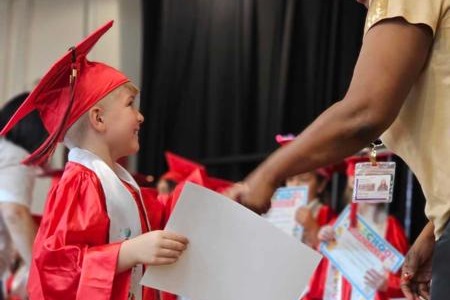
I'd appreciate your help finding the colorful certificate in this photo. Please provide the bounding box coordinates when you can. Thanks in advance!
[264,186,308,239]
[320,206,404,300]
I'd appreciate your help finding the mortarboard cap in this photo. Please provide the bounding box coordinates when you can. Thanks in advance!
[345,151,393,176]
[0,20,129,165]
[161,152,205,183]
[275,134,295,146]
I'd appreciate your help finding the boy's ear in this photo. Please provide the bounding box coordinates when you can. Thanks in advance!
[88,106,106,132]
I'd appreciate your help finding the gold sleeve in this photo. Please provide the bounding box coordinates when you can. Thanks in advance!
[364,0,447,36]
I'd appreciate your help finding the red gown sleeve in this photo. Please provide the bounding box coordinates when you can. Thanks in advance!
[28,164,130,300]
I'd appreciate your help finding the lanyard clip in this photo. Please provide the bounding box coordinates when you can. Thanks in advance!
[369,139,383,166]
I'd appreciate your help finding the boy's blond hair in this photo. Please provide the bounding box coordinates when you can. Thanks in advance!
[63,82,139,149]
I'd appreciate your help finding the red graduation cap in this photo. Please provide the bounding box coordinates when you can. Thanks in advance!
[160,151,234,193]
[164,168,208,212]
[345,151,394,177]
[315,166,335,182]
[0,20,129,165]
[206,176,234,193]
[165,167,234,214]
[161,152,205,183]
[179,168,233,194]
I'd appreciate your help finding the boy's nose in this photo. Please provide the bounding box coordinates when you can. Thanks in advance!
[138,111,144,123]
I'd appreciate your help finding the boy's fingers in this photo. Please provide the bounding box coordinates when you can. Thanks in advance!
[162,231,189,244]
[157,248,183,259]
[161,239,188,251]
[364,273,375,282]
[364,278,376,289]
[322,232,335,242]
[364,274,376,284]
[367,269,383,279]
[150,257,178,266]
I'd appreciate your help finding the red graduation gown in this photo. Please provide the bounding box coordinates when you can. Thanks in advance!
[303,216,409,300]
[140,188,178,300]
[316,205,335,228]
[28,162,170,300]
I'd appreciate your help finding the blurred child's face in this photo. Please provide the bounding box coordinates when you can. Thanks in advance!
[157,179,171,195]
[286,171,324,201]
[101,83,144,160]
[347,175,355,190]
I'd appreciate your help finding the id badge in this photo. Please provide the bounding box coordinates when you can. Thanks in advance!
[352,162,396,203]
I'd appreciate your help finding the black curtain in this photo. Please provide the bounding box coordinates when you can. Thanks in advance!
[139,0,428,241]
[140,0,367,179]
[283,1,367,131]
[140,0,290,180]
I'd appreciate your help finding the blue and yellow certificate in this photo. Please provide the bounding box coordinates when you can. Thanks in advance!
[320,206,404,299]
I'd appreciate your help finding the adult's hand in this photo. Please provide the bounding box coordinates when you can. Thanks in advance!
[225,171,278,214]
[401,222,434,300]
[227,18,432,215]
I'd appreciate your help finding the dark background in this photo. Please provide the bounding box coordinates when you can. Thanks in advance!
[138,0,427,242]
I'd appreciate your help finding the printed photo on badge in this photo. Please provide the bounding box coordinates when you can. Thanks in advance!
[352,162,396,203]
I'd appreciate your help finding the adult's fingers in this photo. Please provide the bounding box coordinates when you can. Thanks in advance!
[417,282,430,300]
[400,282,416,300]
[402,251,419,279]
[401,253,419,300]
[241,198,271,215]
[400,278,421,300]
[223,183,246,201]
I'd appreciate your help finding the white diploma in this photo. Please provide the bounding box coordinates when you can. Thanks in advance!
[141,183,322,300]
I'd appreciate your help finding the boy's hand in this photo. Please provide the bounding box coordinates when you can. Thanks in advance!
[132,231,189,266]
[118,230,189,272]
[318,225,335,243]
[364,268,388,292]
[295,207,316,229]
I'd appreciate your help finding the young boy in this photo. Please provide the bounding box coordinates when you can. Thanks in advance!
[0,21,188,300]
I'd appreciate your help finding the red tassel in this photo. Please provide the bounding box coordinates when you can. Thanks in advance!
[22,75,78,166]
[350,202,358,228]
